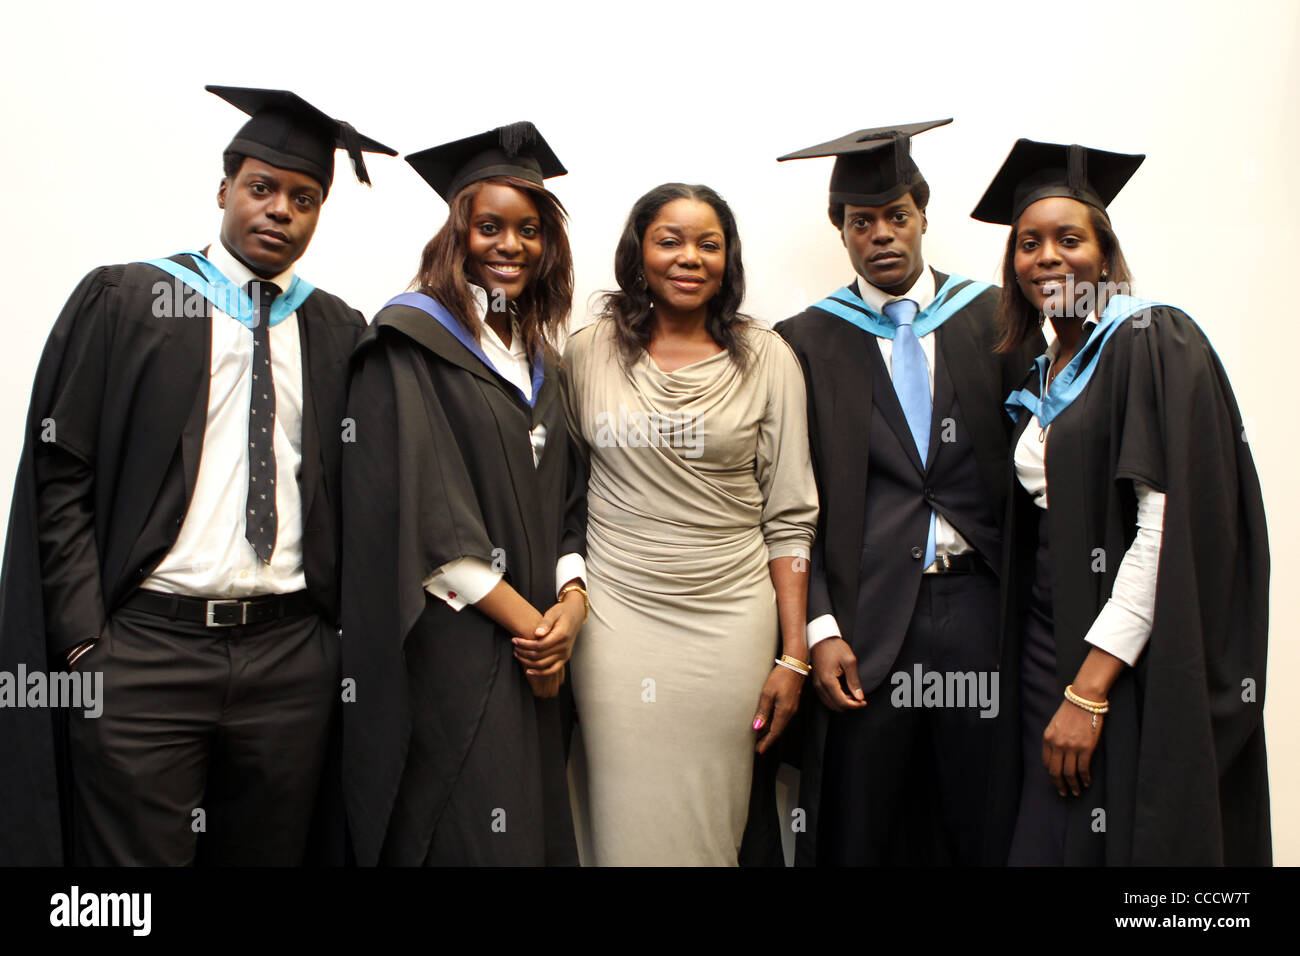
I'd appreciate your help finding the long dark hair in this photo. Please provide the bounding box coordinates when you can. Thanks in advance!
[994,204,1134,354]
[599,182,750,370]
[412,175,573,360]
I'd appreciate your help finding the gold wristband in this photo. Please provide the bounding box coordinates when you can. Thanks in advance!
[775,654,811,677]
[557,583,589,620]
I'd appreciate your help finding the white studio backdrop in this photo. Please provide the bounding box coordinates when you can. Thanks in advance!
[2,0,1297,860]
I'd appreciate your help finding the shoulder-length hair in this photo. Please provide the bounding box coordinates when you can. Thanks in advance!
[994,204,1134,354]
[599,182,750,370]
[412,175,573,361]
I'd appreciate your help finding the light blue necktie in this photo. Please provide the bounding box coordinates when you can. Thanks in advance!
[883,298,936,567]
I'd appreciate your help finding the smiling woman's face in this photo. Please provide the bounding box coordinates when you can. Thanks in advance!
[1013,196,1108,318]
[640,198,726,321]
[466,183,544,303]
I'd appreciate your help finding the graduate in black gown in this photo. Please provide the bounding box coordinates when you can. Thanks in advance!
[774,121,1042,865]
[0,86,395,865]
[342,123,587,866]
[973,139,1271,865]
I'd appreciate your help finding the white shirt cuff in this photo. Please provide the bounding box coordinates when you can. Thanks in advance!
[1082,484,1165,667]
[807,614,842,649]
[1083,601,1150,667]
[555,553,586,597]
[424,556,502,611]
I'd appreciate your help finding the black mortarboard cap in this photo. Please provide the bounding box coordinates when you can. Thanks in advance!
[971,138,1145,225]
[207,85,397,198]
[777,119,952,206]
[404,122,567,203]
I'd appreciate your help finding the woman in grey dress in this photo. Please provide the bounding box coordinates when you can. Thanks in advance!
[563,184,818,865]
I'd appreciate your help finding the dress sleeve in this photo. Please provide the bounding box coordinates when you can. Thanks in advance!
[754,332,819,561]
[557,332,590,565]
[559,326,592,460]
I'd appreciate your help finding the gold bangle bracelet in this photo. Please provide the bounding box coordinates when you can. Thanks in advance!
[775,655,811,677]
[557,583,589,620]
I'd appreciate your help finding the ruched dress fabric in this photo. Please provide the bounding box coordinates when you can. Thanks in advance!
[562,318,817,865]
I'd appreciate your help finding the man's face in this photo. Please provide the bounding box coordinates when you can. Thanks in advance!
[840,191,927,295]
[217,157,324,277]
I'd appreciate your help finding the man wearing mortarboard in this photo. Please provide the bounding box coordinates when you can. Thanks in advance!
[774,121,1043,865]
[0,86,395,865]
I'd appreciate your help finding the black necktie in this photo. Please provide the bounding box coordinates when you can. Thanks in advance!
[245,280,279,563]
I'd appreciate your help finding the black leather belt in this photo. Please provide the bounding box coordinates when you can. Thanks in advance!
[921,553,987,575]
[124,589,315,627]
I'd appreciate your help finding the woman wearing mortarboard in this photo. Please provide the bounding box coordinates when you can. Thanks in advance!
[974,140,1271,865]
[341,123,587,865]
[561,184,818,865]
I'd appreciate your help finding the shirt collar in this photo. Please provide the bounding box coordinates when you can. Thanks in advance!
[1044,309,1098,362]
[206,237,296,293]
[853,262,935,314]
[471,283,523,357]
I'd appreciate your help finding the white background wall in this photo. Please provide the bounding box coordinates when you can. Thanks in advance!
[2,0,1296,861]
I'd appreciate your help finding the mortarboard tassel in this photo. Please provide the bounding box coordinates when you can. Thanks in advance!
[339,120,372,187]
[499,121,539,158]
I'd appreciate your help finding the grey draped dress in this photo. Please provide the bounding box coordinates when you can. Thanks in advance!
[562,318,817,865]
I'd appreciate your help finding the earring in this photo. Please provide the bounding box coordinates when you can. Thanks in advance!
[635,271,647,290]
[1100,270,1110,281]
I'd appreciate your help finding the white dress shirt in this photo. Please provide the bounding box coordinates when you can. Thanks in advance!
[807,264,972,649]
[142,239,306,597]
[1013,327,1165,666]
[423,285,585,611]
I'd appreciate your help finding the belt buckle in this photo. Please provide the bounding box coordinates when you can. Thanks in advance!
[925,554,952,575]
[205,599,247,627]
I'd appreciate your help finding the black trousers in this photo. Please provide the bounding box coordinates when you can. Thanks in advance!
[818,572,1001,865]
[67,602,338,865]
[1008,512,1068,866]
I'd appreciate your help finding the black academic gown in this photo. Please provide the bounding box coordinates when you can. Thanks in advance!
[0,255,364,866]
[775,270,1042,865]
[341,303,584,867]
[988,305,1271,865]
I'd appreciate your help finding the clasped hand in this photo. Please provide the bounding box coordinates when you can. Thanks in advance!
[512,591,586,698]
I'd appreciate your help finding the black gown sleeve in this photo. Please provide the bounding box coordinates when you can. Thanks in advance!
[1046,307,1270,864]
[0,266,119,864]
[31,269,119,659]
[341,327,508,864]
[1126,309,1269,863]
[34,449,105,659]
[1113,311,1168,492]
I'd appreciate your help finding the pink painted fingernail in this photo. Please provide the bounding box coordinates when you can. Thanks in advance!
[753,716,764,730]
